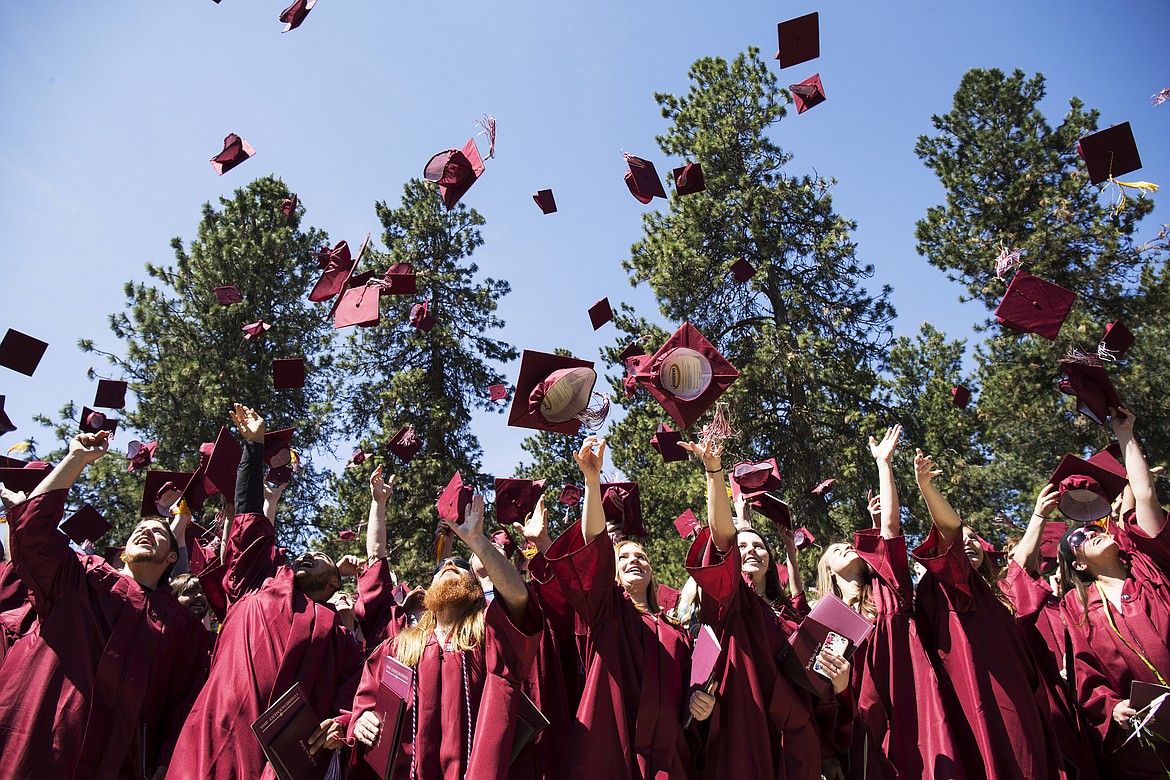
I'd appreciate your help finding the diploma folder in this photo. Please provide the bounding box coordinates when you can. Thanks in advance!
[1127,680,1170,745]
[780,593,873,698]
[510,691,551,765]
[250,683,330,780]
[363,654,414,779]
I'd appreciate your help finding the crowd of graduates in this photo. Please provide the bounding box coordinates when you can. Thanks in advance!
[0,391,1168,780]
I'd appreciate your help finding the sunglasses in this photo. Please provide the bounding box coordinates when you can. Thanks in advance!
[1067,524,1105,555]
[432,557,472,577]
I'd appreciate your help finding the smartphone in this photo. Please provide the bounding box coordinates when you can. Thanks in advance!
[813,631,850,678]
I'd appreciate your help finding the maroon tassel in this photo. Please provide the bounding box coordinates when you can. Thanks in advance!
[575,393,610,432]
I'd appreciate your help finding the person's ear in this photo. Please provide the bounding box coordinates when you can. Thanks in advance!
[167,550,178,565]
[1073,560,1088,573]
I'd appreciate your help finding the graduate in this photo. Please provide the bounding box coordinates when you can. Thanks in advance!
[0,487,36,663]
[912,448,1059,779]
[167,404,363,779]
[682,438,825,780]
[354,465,414,654]
[336,487,543,780]
[1060,407,1170,777]
[0,431,209,780]
[815,425,968,779]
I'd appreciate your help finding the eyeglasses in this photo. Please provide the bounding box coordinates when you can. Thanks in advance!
[432,557,472,577]
[1067,524,1105,555]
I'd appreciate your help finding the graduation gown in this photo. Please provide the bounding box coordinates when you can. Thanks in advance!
[684,528,821,780]
[913,526,1058,780]
[842,529,967,779]
[0,559,35,664]
[1061,514,1170,778]
[342,595,542,780]
[545,522,695,780]
[1000,561,1098,779]
[0,490,210,780]
[355,557,411,654]
[167,511,363,780]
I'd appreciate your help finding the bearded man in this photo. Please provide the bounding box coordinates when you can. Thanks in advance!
[327,491,543,780]
[167,405,363,779]
[0,431,209,780]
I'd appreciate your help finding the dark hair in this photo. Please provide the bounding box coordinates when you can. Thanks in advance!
[1057,526,1097,628]
[737,529,785,604]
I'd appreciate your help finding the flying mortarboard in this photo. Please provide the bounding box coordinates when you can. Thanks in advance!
[1059,358,1123,426]
[424,139,485,210]
[309,241,355,302]
[729,459,783,500]
[199,426,242,497]
[279,0,316,32]
[242,321,271,342]
[650,423,688,463]
[601,481,645,537]
[0,329,48,377]
[624,154,667,203]
[672,163,705,196]
[1048,453,1128,523]
[1077,122,1143,186]
[494,478,547,526]
[0,397,14,435]
[507,350,608,435]
[0,459,52,493]
[409,301,436,332]
[1098,321,1134,361]
[632,322,740,430]
[490,528,518,559]
[811,478,835,496]
[994,271,1076,341]
[588,298,614,330]
[266,465,295,487]
[280,194,298,220]
[333,284,381,329]
[790,74,826,114]
[209,133,255,176]
[775,12,820,68]
[126,440,156,473]
[264,428,295,467]
[749,495,792,530]
[272,358,305,389]
[617,341,646,365]
[140,470,193,517]
[80,407,118,436]
[437,471,472,523]
[323,233,373,322]
[729,258,756,282]
[793,527,817,551]
[488,384,508,402]
[387,425,423,463]
[214,286,242,306]
[673,508,700,538]
[377,264,417,296]
[533,189,557,214]
[952,385,971,409]
[94,380,128,409]
[60,504,110,546]
[558,483,582,507]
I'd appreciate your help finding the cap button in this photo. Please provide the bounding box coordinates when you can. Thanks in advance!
[1121,594,1131,602]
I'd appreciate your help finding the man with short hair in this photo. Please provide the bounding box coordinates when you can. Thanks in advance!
[0,430,210,779]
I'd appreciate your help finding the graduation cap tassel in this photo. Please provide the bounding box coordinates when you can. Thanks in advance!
[1151,87,1170,107]
[994,247,1022,279]
[1108,177,1159,213]
[698,402,736,448]
[575,393,611,432]
[1064,348,1105,367]
[474,114,497,159]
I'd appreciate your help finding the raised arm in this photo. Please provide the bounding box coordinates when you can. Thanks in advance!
[573,436,607,544]
[681,439,734,552]
[262,480,285,524]
[367,465,393,561]
[29,431,109,500]
[452,495,529,625]
[869,425,902,538]
[231,404,266,516]
[914,449,963,547]
[169,500,192,577]
[1013,483,1059,574]
[513,494,553,555]
[1111,406,1166,537]
[777,527,805,598]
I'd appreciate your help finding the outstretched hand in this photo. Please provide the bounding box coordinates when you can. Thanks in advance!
[69,431,111,464]
[1109,406,1135,440]
[573,436,606,483]
[1033,482,1060,519]
[229,404,265,443]
[914,449,942,486]
[370,464,394,504]
[513,494,552,553]
[869,424,902,463]
[680,439,723,472]
[451,494,486,544]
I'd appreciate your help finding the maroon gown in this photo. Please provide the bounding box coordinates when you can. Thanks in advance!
[167,511,364,780]
[846,529,967,779]
[684,527,821,780]
[913,526,1058,779]
[355,557,410,654]
[1061,513,1170,778]
[0,559,35,664]
[545,521,695,780]
[1000,561,1098,779]
[0,490,210,780]
[341,595,542,780]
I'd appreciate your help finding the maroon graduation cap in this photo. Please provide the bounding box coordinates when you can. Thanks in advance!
[1077,122,1143,186]
[280,194,298,221]
[310,241,355,302]
[952,385,971,409]
[651,423,688,463]
[729,459,783,500]
[263,427,295,468]
[279,0,316,32]
[790,74,826,114]
[409,301,436,332]
[377,264,417,296]
[345,447,368,469]
[140,470,193,517]
[0,329,48,377]
[588,298,614,330]
[1098,321,1134,361]
[601,481,645,537]
[125,440,156,473]
[494,478,546,527]
[94,379,128,409]
[507,350,606,435]
[558,483,582,507]
[199,426,242,497]
[0,397,15,435]
[0,459,52,493]
[633,322,740,430]
[80,407,118,436]
[811,478,835,496]
[266,465,295,487]
[1049,452,1128,522]
[533,189,557,214]
[272,358,305,389]
[242,320,271,342]
[437,472,472,523]
[750,494,793,531]
[672,162,705,196]
[424,138,485,210]
[333,285,381,329]
[657,584,681,613]
[488,384,508,402]
[1059,358,1123,426]
[729,257,757,282]
[490,528,518,559]
[793,527,817,551]
[775,12,820,68]
[617,341,646,365]
[673,508,700,538]
[214,286,242,306]
[387,425,423,463]
[994,271,1077,341]
[624,154,667,203]
[209,133,255,175]
[60,504,110,546]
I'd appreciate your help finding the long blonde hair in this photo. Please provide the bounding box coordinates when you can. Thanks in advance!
[392,599,486,668]
[816,543,877,620]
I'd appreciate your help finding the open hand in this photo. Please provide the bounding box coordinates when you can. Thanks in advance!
[1109,406,1135,440]
[573,436,606,483]
[229,404,265,443]
[1033,482,1060,520]
[513,494,552,553]
[370,465,395,504]
[451,494,485,544]
[914,449,942,486]
[869,424,902,462]
[680,439,723,472]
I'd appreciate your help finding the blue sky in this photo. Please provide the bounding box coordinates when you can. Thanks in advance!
[1,0,1167,486]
